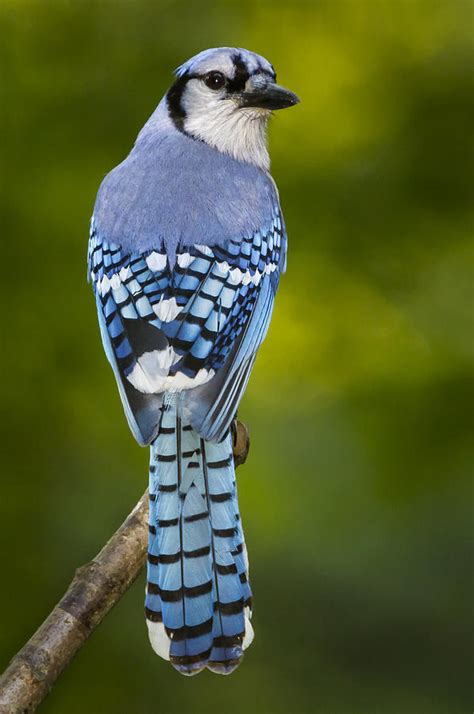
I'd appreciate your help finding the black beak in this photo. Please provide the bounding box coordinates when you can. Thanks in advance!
[240,83,300,111]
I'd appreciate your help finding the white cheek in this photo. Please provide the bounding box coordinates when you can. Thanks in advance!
[181,81,270,171]
[181,79,224,121]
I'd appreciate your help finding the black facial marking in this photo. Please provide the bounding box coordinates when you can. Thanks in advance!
[167,71,200,132]
[166,74,189,132]
[166,52,277,134]
[254,60,276,82]
[226,53,250,93]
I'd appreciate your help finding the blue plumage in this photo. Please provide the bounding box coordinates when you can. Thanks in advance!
[89,46,298,675]
[145,395,251,674]
[89,216,285,445]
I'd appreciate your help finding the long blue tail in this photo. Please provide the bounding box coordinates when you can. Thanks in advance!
[145,394,253,676]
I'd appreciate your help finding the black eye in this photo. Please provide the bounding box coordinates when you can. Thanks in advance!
[204,71,226,90]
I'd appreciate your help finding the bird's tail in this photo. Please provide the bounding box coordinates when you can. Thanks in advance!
[145,393,253,676]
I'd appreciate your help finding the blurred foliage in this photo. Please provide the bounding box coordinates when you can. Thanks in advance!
[0,1,473,712]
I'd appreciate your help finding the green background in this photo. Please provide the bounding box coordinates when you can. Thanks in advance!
[1,1,473,712]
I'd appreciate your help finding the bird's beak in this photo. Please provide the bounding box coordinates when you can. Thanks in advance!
[239,83,300,111]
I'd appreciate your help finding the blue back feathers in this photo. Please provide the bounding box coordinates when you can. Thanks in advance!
[93,100,278,260]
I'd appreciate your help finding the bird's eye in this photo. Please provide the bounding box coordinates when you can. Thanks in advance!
[204,71,226,90]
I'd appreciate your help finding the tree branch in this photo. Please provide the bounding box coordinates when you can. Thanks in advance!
[0,421,250,714]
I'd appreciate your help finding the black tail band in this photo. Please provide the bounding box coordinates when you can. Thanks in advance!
[166,616,214,641]
[148,579,213,602]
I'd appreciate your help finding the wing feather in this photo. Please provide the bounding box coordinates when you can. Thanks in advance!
[88,209,285,445]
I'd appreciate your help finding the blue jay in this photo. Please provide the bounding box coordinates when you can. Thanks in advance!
[88,47,299,676]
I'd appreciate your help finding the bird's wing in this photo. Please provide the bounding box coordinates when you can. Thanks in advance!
[88,210,286,445]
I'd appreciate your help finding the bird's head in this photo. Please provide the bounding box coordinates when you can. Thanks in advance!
[166,47,300,170]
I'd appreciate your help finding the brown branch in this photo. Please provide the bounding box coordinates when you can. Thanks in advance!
[0,421,250,714]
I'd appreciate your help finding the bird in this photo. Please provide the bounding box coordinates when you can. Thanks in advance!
[88,47,299,676]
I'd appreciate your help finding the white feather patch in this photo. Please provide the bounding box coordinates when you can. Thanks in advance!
[97,274,111,296]
[251,269,262,286]
[195,244,214,257]
[126,347,176,393]
[153,297,183,322]
[126,351,214,394]
[242,270,252,286]
[164,368,214,392]
[146,252,167,272]
[146,619,171,660]
[242,542,250,572]
[228,268,243,285]
[216,261,230,275]
[110,273,121,290]
[243,606,254,650]
[119,266,132,282]
[177,252,194,269]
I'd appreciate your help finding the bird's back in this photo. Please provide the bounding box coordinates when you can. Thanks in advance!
[93,100,278,260]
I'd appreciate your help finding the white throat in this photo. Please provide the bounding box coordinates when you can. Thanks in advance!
[181,85,271,170]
